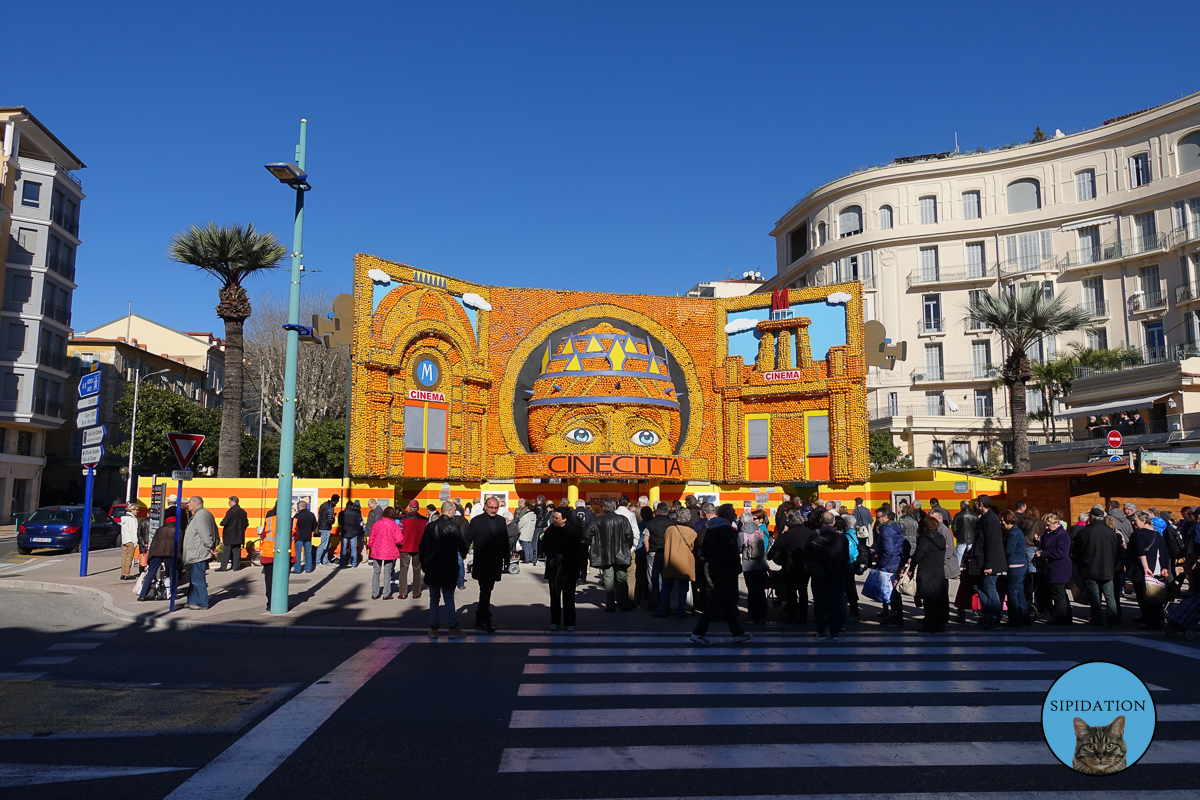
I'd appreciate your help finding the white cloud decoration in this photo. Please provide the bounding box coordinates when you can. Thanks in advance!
[461,292,493,312]
[368,268,391,285]
[826,291,852,305]
[724,318,760,334]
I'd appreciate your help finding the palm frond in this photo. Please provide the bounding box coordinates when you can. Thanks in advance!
[168,222,286,288]
[964,287,1093,352]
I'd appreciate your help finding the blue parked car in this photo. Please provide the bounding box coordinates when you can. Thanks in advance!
[17,506,120,555]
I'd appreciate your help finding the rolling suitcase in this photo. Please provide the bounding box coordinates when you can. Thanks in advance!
[1165,594,1200,641]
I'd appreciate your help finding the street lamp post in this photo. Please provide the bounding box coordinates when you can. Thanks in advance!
[264,119,311,615]
[124,367,170,503]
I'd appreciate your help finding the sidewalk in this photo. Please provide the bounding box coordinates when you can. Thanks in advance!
[0,545,1158,637]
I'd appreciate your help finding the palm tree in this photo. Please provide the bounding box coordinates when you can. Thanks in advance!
[966,289,1091,473]
[169,223,286,477]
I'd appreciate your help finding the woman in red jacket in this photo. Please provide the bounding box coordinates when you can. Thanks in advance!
[368,507,403,600]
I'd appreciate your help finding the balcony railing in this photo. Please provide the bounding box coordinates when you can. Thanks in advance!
[50,206,78,236]
[911,364,998,384]
[919,317,945,334]
[32,397,64,418]
[46,254,76,282]
[906,263,996,289]
[1080,300,1110,319]
[1177,281,1200,305]
[1000,256,1057,278]
[1169,221,1200,250]
[41,299,71,326]
[1128,231,1167,256]
[37,348,67,372]
[1127,281,1167,313]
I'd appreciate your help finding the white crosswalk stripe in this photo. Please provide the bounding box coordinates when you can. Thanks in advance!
[502,635,1198,789]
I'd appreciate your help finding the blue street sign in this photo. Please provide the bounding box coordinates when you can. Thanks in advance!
[1109,455,1123,462]
[78,371,102,398]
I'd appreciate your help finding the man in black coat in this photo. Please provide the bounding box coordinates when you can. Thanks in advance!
[768,510,813,624]
[690,504,753,645]
[806,512,849,640]
[644,503,673,609]
[420,501,470,639]
[969,495,1007,630]
[1073,506,1121,626]
[584,499,635,612]
[292,501,318,575]
[465,495,510,632]
[217,496,249,572]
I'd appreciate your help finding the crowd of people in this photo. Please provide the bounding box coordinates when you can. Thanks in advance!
[119,489,1198,638]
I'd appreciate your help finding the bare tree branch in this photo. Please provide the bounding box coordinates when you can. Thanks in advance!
[244,287,349,436]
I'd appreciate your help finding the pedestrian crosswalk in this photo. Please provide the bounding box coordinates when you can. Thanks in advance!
[499,635,1200,791]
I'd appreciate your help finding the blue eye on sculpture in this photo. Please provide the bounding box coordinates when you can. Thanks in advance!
[631,430,661,446]
[566,428,595,444]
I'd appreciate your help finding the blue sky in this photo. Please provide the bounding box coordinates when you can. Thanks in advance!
[11,0,1198,334]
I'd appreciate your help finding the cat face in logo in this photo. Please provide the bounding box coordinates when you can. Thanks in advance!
[1072,715,1127,775]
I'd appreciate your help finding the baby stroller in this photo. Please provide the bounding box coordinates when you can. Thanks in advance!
[1164,593,1200,641]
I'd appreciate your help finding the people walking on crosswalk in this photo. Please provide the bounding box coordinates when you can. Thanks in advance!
[739,512,770,624]
[969,495,1006,630]
[419,501,469,640]
[466,495,511,633]
[542,508,587,630]
[768,508,812,624]
[876,510,908,627]
[690,504,753,646]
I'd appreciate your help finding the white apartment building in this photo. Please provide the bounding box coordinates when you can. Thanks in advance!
[761,91,1200,471]
[0,108,83,521]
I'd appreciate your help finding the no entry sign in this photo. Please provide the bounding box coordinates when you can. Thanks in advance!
[1107,430,1123,448]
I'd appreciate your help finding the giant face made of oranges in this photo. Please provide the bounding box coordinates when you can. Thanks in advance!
[526,323,681,455]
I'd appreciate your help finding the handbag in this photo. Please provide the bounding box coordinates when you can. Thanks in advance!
[862,568,893,603]
[897,565,919,597]
[544,554,563,588]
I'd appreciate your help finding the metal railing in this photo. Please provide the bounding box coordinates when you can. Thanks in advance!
[906,263,996,289]
[37,348,67,372]
[1080,300,1110,318]
[965,315,991,332]
[50,206,78,236]
[1169,221,1200,249]
[911,364,998,384]
[1127,281,1167,312]
[32,397,64,418]
[46,254,76,281]
[1127,231,1167,256]
[1178,281,1200,305]
[919,317,945,334]
[41,299,71,326]
[999,256,1057,278]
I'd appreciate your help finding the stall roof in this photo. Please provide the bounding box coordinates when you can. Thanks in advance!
[1004,460,1130,480]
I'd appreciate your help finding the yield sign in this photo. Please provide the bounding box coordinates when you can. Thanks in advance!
[166,432,205,470]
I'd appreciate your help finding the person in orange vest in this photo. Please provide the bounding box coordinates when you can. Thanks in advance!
[260,508,295,610]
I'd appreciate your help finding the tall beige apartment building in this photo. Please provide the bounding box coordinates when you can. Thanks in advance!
[761,91,1200,470]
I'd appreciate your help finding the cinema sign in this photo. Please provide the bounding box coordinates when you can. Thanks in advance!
[514,453,697,480]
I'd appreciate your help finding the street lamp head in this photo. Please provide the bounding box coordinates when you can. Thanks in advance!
[264,162,311,189]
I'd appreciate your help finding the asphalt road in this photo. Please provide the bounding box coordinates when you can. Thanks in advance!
[1,586,1199,799]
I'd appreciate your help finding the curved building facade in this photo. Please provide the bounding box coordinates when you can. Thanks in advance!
[763,92,1200,469]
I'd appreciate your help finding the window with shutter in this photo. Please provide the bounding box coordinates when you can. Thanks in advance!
[931,440,946,464]
[919,247,939,282]
[1040,231,1053,261]
[838,206,862,237]
[962,191,981,220]
[1075,169,1096,201]
[1017,233,1040,271]
[1005,236,1018,267]
[1174,201,1187,231]
[965,242,984,277]
[1181,132,1200,174]
[1006,179,1041,213]
[1078,226,1100,264]
[878,205,893,229]
[1130,153,1151,188]
[919,196,937,225]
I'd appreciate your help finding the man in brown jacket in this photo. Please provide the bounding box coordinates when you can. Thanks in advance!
[655,507,698,619]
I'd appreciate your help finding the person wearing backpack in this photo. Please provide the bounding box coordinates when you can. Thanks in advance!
[834,513,865,623]
[769,509,812,624]
[690,504,753,645]
[806,511,849,641]
[739,512,770,624]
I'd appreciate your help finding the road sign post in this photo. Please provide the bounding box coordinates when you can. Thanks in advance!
[165,433,205,613]
[77,369,103,577]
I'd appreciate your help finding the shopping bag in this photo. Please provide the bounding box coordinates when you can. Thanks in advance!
[897,565,918,597]
[862,568,893,603]
[132,572,146,596]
